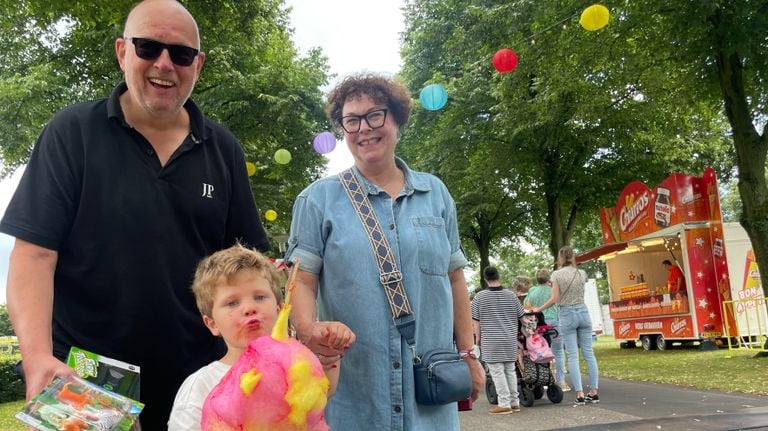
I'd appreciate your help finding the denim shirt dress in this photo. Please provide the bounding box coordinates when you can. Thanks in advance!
[286,158,468,430]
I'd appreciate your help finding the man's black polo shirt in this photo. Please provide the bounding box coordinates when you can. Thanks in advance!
[0,83,269,427]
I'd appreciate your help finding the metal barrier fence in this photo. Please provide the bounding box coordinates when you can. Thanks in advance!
[722,298,768,351]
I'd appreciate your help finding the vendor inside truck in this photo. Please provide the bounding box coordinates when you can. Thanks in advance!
[662,259,685,293]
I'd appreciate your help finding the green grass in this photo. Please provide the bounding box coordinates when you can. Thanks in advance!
[592,336,768,395]
[0,337,765,429]
[0,400,24,431]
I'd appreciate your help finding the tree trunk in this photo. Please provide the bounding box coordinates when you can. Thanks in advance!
[466,217,493,293]
[712,11,768,299]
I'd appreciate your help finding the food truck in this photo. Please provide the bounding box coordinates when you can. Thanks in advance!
[578,168,767,350]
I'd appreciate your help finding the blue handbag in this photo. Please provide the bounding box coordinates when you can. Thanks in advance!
[414,349,472,405]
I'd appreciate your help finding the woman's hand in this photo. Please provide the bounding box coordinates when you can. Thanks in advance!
[465,357,485,402]
[300,321,354,367]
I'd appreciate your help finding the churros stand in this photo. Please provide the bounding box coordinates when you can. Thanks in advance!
[577,168,740,350]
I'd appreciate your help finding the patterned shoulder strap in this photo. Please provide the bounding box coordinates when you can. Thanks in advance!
[338,168,416,346]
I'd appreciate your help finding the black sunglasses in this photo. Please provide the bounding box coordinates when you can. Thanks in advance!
[124,37,199,67]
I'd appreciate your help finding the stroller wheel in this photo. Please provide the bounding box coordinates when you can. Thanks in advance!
[519,383,535,407]
[533,385,544,400]
[485,376,498,405]
[547,384,564,404]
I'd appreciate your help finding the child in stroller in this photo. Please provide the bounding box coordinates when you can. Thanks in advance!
[483,311,564,406]
[517,311,564,406]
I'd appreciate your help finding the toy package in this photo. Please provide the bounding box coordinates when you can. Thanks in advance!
[67,346,140,400]
[15,374,144,431]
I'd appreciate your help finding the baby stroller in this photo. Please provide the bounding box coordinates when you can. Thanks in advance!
[516,311,563,407]
[483,311,563,406]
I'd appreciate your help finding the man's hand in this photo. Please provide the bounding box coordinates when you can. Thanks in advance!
[22,354,73,400]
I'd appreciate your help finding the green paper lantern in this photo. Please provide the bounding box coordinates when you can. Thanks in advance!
[274,149,292,165]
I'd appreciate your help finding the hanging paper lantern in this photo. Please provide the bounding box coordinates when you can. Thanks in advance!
[265,209,278,222]
[274,149,292,165]
[312,131,336,154]
[419,84,448,111]
[246,161,257,177]
[493,48,518,73]
[580,4,610,31]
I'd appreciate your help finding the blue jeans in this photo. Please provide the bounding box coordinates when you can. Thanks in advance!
[559,304,599,392]
[550,320,566,386]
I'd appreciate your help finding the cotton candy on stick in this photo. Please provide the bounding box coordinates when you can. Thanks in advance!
[201,259,331,431]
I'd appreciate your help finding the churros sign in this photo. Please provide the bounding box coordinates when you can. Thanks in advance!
[620,189,650,233]
[599,168,718,244]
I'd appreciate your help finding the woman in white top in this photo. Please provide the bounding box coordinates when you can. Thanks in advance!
[533,246,599,405]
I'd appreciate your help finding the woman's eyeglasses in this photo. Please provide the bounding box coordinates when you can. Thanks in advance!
[338,109,388,133]
[124,37,199,67]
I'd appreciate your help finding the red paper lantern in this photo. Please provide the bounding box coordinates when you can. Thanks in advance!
[493,48,518,73]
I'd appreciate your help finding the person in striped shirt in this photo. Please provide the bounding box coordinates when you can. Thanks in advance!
[471,266,525,414]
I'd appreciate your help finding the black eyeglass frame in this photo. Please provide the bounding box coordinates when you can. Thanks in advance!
[337,109,389,134]
[124,37,200,67]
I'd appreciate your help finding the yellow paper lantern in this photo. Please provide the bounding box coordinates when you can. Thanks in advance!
[274,149,292,165]
[265,209,278,222]
[580,4,610,31]
[246,161,257,177]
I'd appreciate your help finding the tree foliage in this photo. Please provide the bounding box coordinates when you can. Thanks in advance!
[0,305,13,336]
[0,0,332,254]
[399,0,738,275]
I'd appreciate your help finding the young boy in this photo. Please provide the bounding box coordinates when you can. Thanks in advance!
[167,244,354,430]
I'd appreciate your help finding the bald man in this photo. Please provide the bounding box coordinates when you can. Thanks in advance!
[1,1,269,427]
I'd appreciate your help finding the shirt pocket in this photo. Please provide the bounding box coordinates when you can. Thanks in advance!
[411,216,450,275]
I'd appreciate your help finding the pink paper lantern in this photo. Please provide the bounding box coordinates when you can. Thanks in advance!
[313,131,336,154]
[493,49,518,73]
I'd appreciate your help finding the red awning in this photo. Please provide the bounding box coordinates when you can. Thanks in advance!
[576,242,628,264]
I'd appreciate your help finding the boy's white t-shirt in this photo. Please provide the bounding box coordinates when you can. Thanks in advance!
[167,360,230,431]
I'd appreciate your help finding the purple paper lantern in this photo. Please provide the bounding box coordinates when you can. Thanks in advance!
[313,131,337,154]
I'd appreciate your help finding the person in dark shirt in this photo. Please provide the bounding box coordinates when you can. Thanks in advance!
[0,1,269,428]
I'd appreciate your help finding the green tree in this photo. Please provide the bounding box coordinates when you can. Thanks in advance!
[596,1,767,297]
[720,178,743,223]
[0,0,331,254]
[399,0,733,269]
[0,305,13,336]
[702,2,768,298]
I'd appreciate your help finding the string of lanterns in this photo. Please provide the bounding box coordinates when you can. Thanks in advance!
[419,3,610,110]
[252,4,610,223]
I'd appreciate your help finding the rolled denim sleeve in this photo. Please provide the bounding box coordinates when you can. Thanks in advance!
[445,190,468,272]
[285,193,323,275]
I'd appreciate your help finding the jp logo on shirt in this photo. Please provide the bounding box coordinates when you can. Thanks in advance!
[202,183,214,199]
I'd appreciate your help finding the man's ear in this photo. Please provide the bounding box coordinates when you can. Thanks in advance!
[115,37,127,71]
[203,314,220,336]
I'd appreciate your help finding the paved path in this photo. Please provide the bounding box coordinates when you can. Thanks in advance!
[459,377,768,430]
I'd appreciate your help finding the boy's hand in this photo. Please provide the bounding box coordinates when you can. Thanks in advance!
[300,321,354,366]
[322,322,355,351]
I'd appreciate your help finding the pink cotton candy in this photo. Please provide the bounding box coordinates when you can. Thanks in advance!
[201,336,329,431]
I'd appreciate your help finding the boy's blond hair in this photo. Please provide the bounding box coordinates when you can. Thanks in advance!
[511,275,532,295]
[192,243,283,317]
